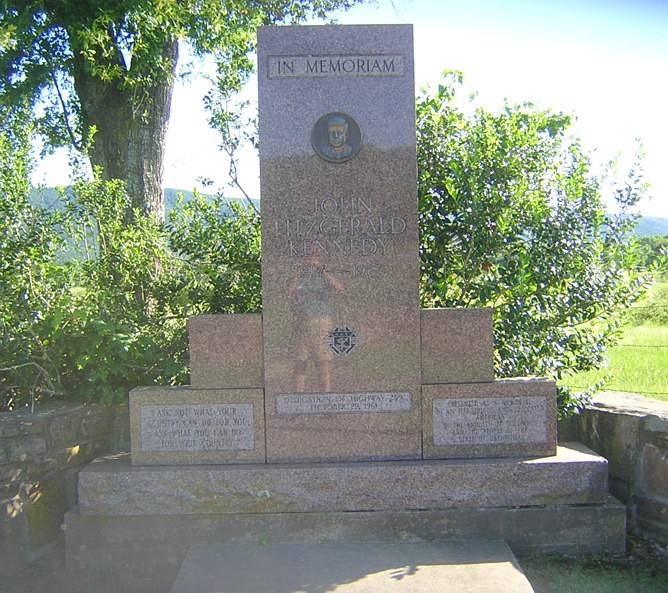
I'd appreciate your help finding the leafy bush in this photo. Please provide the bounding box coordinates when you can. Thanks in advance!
[1,107,260,410]
[417,73,649,415]
[1,105,68,410]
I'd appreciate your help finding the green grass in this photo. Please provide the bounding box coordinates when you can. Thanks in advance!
[522,555,668,593]
[626,281,668,326]
[561,279,668,402]
[562,324,668,403]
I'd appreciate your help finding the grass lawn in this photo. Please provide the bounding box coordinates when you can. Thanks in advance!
[522,555,668,593]
[562,324,668,403]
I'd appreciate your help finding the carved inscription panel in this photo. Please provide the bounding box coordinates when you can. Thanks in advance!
[276,392,411,415]
[139,404,254,452]
[271,195,409,258]
[432,396,547,446]
[268,55,404,78]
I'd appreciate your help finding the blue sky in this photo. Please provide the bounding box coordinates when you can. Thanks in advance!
[33,0,668,217]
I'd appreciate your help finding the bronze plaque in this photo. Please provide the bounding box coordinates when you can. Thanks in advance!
[311,112,362,163]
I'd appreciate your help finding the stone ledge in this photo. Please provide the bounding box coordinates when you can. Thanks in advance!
[78,443,607,516]
[65,497,626,574]
[587,391,668,418]
[560,391,668,544]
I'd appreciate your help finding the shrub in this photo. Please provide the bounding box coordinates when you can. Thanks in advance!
[417,73,649,415]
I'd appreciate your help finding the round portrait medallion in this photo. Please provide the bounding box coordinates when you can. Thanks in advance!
[311,112,362,163]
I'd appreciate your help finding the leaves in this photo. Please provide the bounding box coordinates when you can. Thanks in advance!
[417,74,649,416]
[0,112,261,410]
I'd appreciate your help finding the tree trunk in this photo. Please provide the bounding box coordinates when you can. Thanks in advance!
[71,39,179,221]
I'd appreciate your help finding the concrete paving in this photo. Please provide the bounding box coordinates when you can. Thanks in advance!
[170,540,535,593]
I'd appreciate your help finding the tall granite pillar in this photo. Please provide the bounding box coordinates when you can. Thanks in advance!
[258,25,421,462]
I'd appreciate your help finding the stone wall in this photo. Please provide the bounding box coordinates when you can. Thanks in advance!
[0,402,129,576]
[560,392,668,543]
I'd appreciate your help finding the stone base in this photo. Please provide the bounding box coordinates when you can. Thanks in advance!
[64,499,625,593]
[77,443,607,515]
[65,442,625,592]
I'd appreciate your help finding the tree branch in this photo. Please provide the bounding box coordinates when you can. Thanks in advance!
[46,58,83,151]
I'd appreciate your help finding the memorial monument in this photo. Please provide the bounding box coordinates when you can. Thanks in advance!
[130,24,556,463]
[66,25,625,592]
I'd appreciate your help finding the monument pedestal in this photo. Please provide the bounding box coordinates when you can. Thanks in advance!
[77,444,606,515]
[64,443,625,593]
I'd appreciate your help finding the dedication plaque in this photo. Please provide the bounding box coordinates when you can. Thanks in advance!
[422,380,557,459]
[276,392,411,415]
[139,404,254,452]
[432,396,547,446]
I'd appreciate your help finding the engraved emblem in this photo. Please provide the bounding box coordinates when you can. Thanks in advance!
[327,326,358,357]
[311,112,362,163]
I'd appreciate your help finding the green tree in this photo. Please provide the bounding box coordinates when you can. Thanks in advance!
[0,102,67,410]
[417,73,648,414]
[0,0,359,218]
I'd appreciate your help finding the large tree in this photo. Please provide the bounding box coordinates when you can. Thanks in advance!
[0,0,358,218]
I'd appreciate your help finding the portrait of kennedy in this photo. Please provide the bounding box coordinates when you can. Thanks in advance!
[311,112,361,163]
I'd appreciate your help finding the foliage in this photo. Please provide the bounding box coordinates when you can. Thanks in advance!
[167,194,262,314]
[0,102,65,409]
[637,236,668,278]
[417,72,649,416]
[1,114,260,411]
[0,1,362,215]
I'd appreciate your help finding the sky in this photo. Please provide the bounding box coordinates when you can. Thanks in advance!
[32,0,668,217]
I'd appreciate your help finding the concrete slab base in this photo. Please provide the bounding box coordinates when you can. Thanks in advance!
[170,541,535,593]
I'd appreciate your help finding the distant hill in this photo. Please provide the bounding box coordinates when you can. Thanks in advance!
[28,187,668,237]
[163,188,259,214]
[29,187,259,216]
[635,217,668,238]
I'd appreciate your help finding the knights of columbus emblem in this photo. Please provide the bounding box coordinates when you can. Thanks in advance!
[327,326,357,357]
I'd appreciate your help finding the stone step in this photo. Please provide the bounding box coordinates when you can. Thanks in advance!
[65,496,626,557]
[65,498,625,593]
[169,541,535,593]
[77,443,608,515]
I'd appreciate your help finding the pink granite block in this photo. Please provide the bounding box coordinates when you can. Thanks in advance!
[188,314,263,388]
[258,25,422,463]
[421,308,494,384]
[422,378,557,459]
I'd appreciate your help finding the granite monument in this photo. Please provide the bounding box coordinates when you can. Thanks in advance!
[129,24,557,464]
